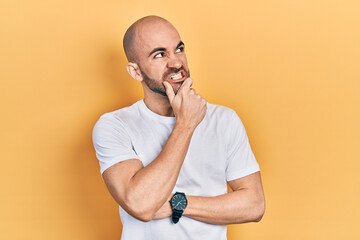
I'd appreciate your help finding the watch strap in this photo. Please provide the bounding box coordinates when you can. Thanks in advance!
[172,208,183,224]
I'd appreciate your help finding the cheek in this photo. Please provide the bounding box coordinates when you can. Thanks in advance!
[144,64,165,79]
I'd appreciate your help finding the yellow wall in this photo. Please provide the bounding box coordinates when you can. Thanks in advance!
[1,0,359,239]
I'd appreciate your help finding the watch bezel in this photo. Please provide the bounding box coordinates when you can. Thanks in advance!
[171,193,188,211]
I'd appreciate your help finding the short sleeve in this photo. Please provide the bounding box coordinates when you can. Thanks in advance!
[225,111,260,181]
[92,113,140,176]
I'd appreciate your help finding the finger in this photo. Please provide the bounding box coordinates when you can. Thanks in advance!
[178,78,193,93]
[163,81,175,103]
[201,97,207,105]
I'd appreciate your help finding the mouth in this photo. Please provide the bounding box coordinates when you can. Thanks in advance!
[167,70,186,83]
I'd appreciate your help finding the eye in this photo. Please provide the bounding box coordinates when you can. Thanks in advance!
[176,46,184,53]
[154,52,164,58]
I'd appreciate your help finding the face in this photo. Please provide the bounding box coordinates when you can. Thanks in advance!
[134,21,190,96]
[171,193,188,210]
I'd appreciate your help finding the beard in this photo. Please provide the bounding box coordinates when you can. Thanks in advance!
[139,66,190,97]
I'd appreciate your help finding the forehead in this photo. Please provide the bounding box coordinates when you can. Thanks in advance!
[135,21,181,55]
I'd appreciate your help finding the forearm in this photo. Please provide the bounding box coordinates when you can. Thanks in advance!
[153,189,265,224]
[184,189,265,225]
[125,123,194,219]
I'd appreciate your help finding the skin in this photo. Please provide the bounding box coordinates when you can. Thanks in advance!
[102,16,265,224]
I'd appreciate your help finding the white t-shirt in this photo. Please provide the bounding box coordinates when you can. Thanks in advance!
[92,99,260,240]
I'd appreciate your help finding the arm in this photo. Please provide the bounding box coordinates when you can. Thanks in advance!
[102,78,207,222]
[185,171,265,224]
[154,171,265,224]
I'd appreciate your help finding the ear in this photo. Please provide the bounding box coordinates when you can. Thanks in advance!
[126,62,143,82]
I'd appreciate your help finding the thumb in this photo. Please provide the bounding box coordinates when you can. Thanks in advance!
[163,81,175,103]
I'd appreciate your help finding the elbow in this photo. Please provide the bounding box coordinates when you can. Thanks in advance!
[126,204,154,222]
[123,195,155,222]
[253,198,265,222]
[253,211,264,223]
[132,210,153,222]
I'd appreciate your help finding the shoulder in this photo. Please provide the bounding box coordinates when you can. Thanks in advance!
[204,103,246,137]
[93,100,141,136]
[206,102,239,121]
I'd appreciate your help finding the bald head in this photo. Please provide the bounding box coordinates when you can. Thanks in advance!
[123,16,175,63]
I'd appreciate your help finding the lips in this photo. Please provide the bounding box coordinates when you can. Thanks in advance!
[167,70,186,82]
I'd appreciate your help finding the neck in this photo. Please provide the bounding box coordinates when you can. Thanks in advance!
[143,91,174,117]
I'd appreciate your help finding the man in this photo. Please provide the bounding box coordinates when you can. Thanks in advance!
[93,15,265,240]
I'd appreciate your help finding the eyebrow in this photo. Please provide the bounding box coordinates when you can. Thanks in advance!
[148,41,185,57]
[176,41,185,49]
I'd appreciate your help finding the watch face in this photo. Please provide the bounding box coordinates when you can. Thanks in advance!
[171,194,188,211]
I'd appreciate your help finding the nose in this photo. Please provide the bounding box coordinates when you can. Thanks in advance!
[167,54,182,69]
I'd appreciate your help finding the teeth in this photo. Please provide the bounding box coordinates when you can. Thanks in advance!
[170,72,182,80]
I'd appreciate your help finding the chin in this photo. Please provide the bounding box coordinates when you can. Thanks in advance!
[172,82,183,95]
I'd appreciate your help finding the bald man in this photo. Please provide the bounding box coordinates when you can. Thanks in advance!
[93,16,265,240]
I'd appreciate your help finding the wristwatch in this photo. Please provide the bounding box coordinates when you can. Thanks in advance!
[170,192,188,224]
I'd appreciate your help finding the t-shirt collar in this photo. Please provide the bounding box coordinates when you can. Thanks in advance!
[139,99,176,124]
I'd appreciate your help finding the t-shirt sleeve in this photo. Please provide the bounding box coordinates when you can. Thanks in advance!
[225,110,260,181]
[92,113,140,176]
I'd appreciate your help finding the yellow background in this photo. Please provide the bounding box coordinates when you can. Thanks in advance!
[1,0,359,239]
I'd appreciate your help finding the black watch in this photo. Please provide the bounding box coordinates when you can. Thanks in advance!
[170,192,188,224]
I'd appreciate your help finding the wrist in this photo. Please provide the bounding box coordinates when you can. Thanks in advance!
[182,195,193,216]
[174,121,196,133]
[170,192,188,224]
